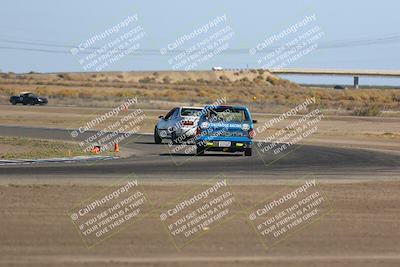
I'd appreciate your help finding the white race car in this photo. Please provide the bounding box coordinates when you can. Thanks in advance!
[154,107,203,144]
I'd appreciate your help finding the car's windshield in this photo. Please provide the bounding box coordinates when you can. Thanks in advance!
[22,93,36,97]
[204,107,249,122]
[181,108,202,117]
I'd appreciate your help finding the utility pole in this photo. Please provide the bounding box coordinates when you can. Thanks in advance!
[353,76,359,89]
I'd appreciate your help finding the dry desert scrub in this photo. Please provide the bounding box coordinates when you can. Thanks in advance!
[0,71,399,115]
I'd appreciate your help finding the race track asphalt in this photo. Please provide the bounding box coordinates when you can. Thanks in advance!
[0,125,399,180]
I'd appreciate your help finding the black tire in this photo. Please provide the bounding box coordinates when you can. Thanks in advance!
[11,101,16,105]
[171,132,179,144]
[244,148,252,156]
[154,127,162,144]
[196,146,205,156]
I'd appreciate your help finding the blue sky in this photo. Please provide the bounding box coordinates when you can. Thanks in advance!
[1,0,399,85]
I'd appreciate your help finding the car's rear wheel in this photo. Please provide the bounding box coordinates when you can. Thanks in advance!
[154,127,162,144]
[244,148,252,156]
[196,145,205,156]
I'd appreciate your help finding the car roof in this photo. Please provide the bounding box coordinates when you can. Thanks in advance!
[180,107,203,109]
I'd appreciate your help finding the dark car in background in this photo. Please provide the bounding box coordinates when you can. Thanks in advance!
[9,92,48,105]
[334,85,347,90]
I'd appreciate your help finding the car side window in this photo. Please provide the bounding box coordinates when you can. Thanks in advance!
[164,108,177,120]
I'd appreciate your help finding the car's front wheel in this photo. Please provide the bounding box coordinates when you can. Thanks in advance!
[196,145,205,156]
[244,148,252,156]
[11,100,16,105]
[171,132,179,144]
[154,127,162,144]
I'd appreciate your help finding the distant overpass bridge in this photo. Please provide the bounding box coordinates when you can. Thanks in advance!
[268,69,400,88]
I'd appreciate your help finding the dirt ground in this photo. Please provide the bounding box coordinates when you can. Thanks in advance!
[0,180,399,267]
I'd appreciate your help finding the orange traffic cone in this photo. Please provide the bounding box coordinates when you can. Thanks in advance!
[91,146,101,154]
[114,142,120,153]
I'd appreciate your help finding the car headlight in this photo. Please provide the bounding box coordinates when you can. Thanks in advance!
[200,122,209,129]
[241,124,250,131]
